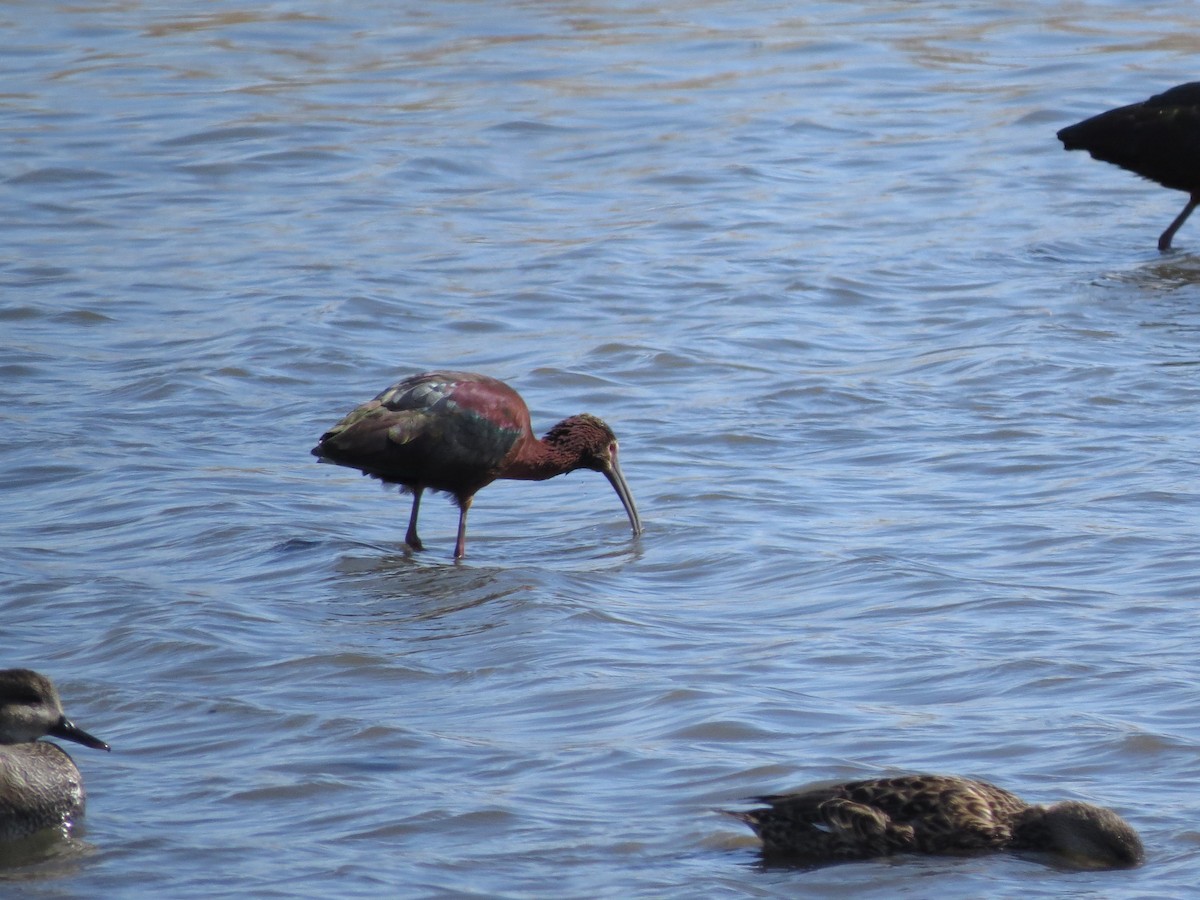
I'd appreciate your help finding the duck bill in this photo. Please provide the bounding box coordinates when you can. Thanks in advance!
[603,451,642,536]
[49,716,111,752]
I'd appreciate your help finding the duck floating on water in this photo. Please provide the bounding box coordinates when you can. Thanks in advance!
[726,773,1144,869]
[0,668,110,843]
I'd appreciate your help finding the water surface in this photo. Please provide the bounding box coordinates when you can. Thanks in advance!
[3,2,1200,897]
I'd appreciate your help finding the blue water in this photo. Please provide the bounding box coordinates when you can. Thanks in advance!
[3,2,1200,896]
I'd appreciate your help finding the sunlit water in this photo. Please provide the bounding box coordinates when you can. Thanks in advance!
[3,2,1200,897]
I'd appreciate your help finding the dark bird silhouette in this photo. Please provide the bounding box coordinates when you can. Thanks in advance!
[725,774,1144,870]
[312,370,642,558]
[1058,82,1200,250]
[0,669,110,843]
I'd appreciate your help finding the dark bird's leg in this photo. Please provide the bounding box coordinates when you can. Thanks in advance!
[1159,194,1199,251]
[405,486,425,551]
[453,496,473,560]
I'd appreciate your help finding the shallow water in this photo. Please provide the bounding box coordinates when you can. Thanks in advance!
[3,1,1200,897]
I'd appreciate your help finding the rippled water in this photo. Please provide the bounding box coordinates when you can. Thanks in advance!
[4,1,1200,896]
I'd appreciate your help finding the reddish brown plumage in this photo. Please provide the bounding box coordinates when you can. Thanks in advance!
[312,371,641,558]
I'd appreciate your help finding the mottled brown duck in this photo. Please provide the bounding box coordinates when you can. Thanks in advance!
[727,774,1144,869]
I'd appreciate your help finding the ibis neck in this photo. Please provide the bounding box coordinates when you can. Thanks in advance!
[499,436,576,481]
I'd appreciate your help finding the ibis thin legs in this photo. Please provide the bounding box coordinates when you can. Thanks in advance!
[404,486,471,559]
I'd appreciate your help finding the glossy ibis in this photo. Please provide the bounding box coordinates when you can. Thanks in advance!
[1058,82,1200,250]
[0,669,110,843]
[725,773,1144,868]
[312,370,642,558]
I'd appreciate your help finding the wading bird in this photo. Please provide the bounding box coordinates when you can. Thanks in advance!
[1058,82,1200,250]
[312,371,642,558]
[726,773,1144,869]
[0,669,110,843]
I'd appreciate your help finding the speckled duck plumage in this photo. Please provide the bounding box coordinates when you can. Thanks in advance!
[727,774,1144,869]
[0,669,109,842]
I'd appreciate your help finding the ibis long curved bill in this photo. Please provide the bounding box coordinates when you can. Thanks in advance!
[602,451,642,537]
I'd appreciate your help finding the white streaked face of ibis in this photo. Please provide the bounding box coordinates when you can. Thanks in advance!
[550,415,642,537]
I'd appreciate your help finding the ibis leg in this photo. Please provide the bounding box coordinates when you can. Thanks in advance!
[453,497,473,559]
[405,486,425,551]
[1159,195,1199,251]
